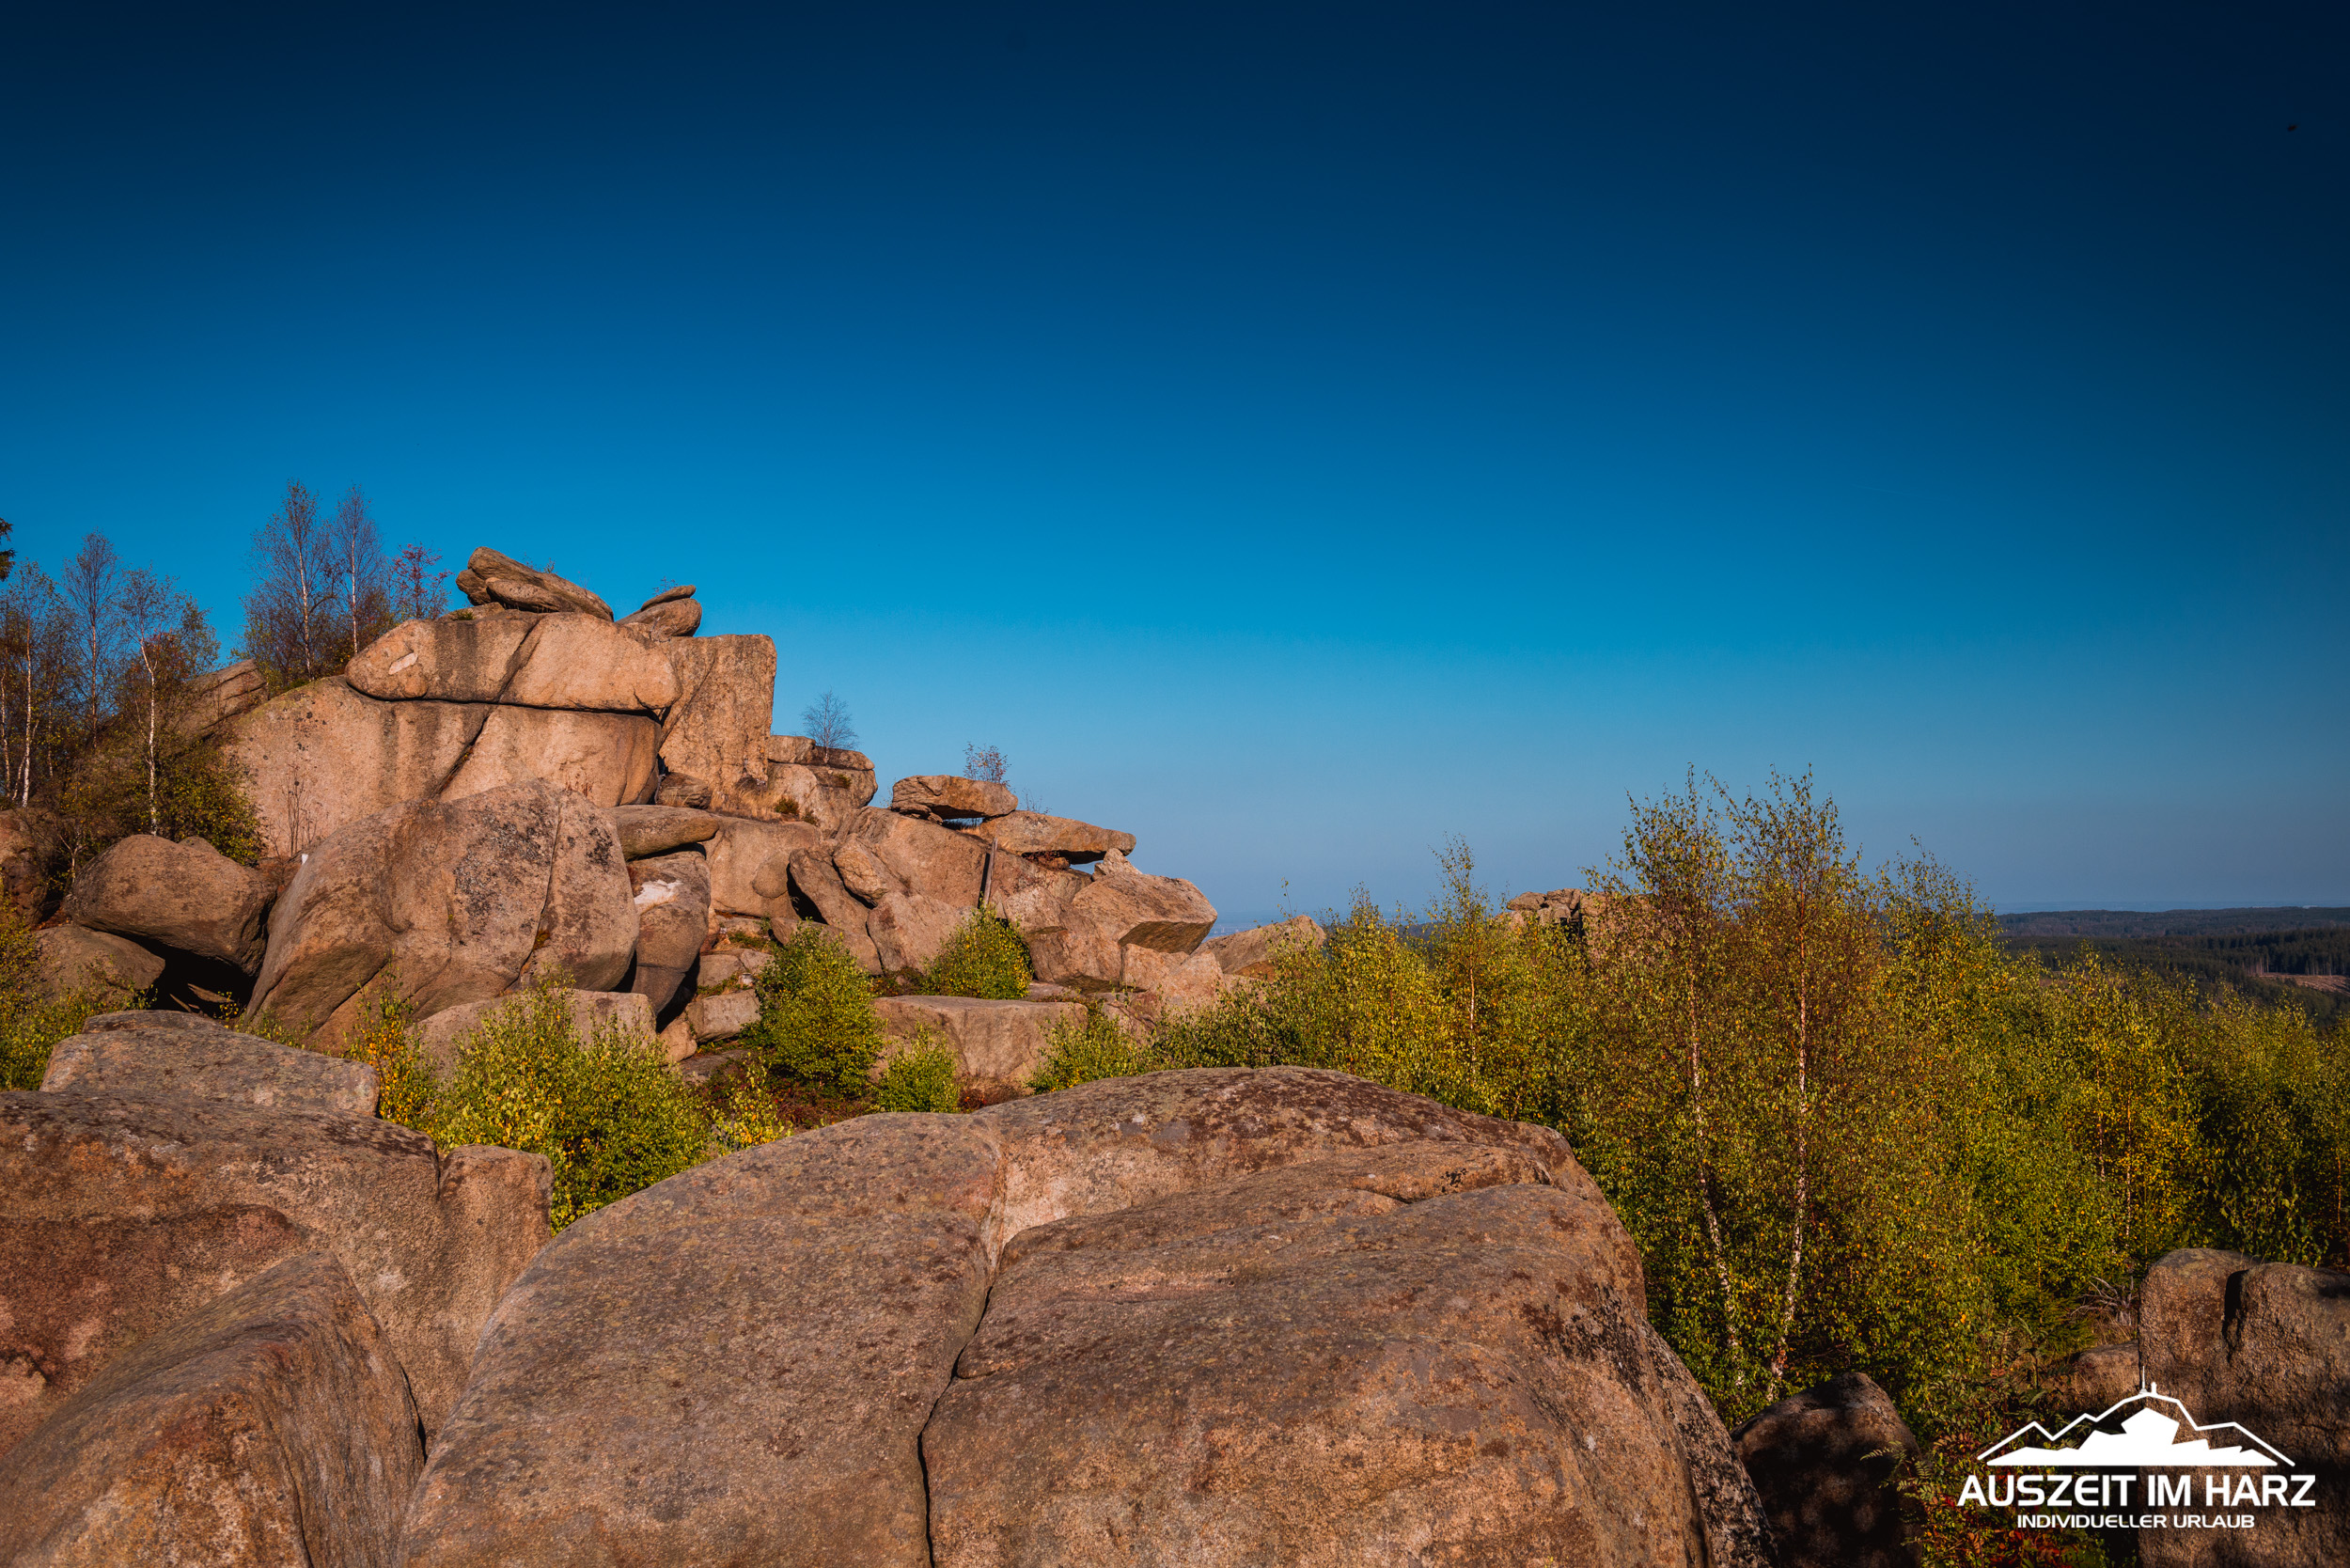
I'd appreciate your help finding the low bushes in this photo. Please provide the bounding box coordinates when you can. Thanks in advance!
[873,1028,962,1112]
[342,976,779,1231]
[918,908,1032,999]
[0,908,119,1090]
[741,926,888,1097]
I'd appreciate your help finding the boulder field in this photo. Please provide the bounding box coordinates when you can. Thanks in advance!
[30,546,1313,1090]
[3,1040,1783,1567]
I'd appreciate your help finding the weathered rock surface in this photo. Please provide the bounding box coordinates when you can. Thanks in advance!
[441,703,661,808]
[869,890,968,980]
[2137,1247,2350,1567]
[176,657,270,737]
[58,833,274,971]
[348,612,677,712]
[929,1139,1762,1568]
[1022,858,1217,993]
[684,987,760,1043]
[40,1012,378,1115]
[744,760,871,830]
[696,948,764,990]
[0,1204,317,1460]
[610,803,719,858]
[34,924,164,1001]
[628,851,711,1016]
[223,679,656,858]
[1201,914,1326,977]
[249,779,636,1041]
[0,1251,424,1568]
[1731,1372,1919,1568]
[396,1070,1762,1568]
[0,807,62,922]
[0,1090,550,1439]
[704,813,824,917]
[456,546,614,619]
[784,847,885,973]
[892,775,1018,821]
[619,586,701,639]
[872,995,1087,1101]
[964,809,1137,863]
[415,989,659,1078]
[849,807,990,906]
[658,635,778,819]
[398,1117,1003,1568]
[1116,942,1230,1008]
[833,838,898,903]
[766,734,873,771]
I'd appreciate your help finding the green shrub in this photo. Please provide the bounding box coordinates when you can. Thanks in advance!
[1029,1006,1148,1093]
[332,982,441,1127]
[918,907,1033,999]
[431,980,712,1230]
[873,1028,963,1112]
[741,925,886,1097]
[0,908,116,1090]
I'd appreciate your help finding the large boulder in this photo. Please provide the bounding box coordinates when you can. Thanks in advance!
[174,657,269,737]
[871,995,1087,1102]
[0,1251,425,1568]
[892,775,1017,821]
[225,680,661,859]
[247,779,637,1042]
[867,889,969,981]
[928,1141,1763,1568]
[1200,914,1326,977]
[0,1204,317,1460]
[704,814,825,918]
[398,1117,1003,1568]
[783,848,885,973]
[846,807,989,907]
[1731,1372,1919,1568]
[610,803,719,858]
[39,1012,378,1115]
[1021,858,1217,993]
[628,851,712,1016]
[0,1090,550,1439]
[657,635,778,819]
[439,704,661,808]
[455,546,614,619]
[752,761,873,831]
[33,924,164,1002]
[2136,1247,2350,1567]
[0,808,62,923]
[347,613,678,712]
[964,810,1137,864]
[414,989,659,1079]
[397,1070,1768,1568]
[58,834,273,972]
[618,587,701,639]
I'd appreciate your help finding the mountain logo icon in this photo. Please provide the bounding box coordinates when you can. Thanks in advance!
[1977,1385,2291,1468]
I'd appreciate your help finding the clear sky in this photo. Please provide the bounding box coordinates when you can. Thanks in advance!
[3,2,2343,923]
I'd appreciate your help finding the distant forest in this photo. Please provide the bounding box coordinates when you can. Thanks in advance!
[2000,907,2350,1027]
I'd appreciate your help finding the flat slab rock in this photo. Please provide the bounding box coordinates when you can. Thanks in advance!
[0,1250,423,1568]
[39,1011,379,1115]
[399,1069,1769,1568]
[872,995,1088,1101]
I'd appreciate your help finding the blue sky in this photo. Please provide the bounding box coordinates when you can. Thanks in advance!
[3,1,2343,922]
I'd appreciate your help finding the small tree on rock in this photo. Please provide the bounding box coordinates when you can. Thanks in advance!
[801,690,856,751]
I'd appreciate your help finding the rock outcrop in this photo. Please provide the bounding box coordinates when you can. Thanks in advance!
[249,779,635,1042]
[2134,1247,2350,1567]
[626,851,712,1016]
[223,678,659,859]
[455,547,614,619]
[657,635,778,819]
[0,1088,550,1440]
[39,1011,378,1115]
[892,774,1018,821]
[964,809,1137,863]
[33,923,164,1001]
[58,833,274,972]
[400,1070,1770,1568]
[871,995,1089,1101]
[0,1251,425,1568]
[346,612,678,711]
[1731,1372,1919,1568]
